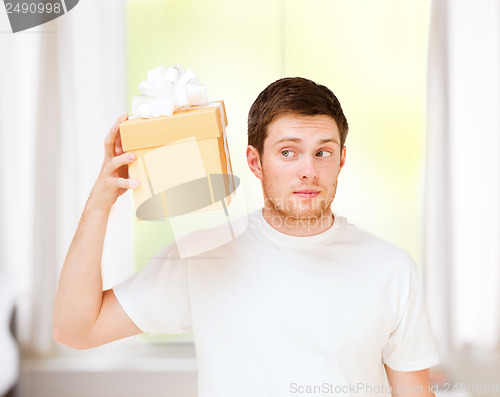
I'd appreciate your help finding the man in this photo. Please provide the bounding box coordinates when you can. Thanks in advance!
[53,77,439,396]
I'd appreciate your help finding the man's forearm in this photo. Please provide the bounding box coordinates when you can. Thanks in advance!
[52,196,111,346]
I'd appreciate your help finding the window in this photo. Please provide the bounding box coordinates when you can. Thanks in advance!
[126,0,431,342]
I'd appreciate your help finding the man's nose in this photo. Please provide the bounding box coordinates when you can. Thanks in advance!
[296,155,319,180]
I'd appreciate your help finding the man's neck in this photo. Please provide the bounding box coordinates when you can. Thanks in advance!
[261,207,334,237]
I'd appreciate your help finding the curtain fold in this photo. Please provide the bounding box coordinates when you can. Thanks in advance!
[425,0,500,356]
[0,0,131,354]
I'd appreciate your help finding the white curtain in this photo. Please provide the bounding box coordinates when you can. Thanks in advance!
[425,0,500,356]
[0,0,131,355]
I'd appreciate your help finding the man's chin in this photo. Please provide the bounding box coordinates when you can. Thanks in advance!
[285,209,326,221]
[281,202,330,221]
[264,194,333,220]
[295,195,331,212]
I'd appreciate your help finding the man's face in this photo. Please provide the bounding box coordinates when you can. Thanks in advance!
[247,113,346,221]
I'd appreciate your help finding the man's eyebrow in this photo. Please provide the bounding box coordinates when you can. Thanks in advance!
[274,137,340,145]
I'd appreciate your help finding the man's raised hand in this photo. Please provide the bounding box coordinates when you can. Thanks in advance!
[89,114,140,211]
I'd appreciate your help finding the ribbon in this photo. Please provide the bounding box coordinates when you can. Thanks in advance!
[131,65,208,118]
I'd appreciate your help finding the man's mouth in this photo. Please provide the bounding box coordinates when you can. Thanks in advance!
[293,190,320,198]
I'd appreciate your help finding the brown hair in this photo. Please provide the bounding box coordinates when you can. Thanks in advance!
[247,77,348,157]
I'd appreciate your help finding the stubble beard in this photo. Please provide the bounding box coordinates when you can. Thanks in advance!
[262,178,338,228]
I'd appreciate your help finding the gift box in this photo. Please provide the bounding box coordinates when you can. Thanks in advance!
[119,100,235,221]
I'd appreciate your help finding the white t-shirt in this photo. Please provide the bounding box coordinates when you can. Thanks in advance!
[113,209,440,397]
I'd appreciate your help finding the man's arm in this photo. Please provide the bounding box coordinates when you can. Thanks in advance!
[385,365,435,397]
[53,114,142,349]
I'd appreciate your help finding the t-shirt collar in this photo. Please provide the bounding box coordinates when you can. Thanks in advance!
[250,208,346,249]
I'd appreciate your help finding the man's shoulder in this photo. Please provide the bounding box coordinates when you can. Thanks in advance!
[340,217,415,271]
[168,211,253,259]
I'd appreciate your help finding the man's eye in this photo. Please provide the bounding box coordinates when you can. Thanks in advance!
[316,150,332,158]
[281,149,296,158]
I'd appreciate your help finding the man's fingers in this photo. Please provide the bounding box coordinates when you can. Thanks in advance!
[105,114,128,159]
[114,177,140,190]
[109,152,136,173]
[115,131,125,156]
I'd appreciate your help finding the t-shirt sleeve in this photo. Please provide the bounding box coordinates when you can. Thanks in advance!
[382,255,440,371]
[112,244,192,335]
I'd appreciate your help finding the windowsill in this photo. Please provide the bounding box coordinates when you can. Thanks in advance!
[18,336,199,397]
[22,335,198,373]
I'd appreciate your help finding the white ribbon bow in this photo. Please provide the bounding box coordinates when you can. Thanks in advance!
[131,65,208,118]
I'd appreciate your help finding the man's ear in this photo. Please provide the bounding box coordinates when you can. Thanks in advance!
[246,145,263,181]
[339,145,347,173]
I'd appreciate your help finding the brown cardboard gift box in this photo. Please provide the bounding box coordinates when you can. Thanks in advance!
[119,101,234,220]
